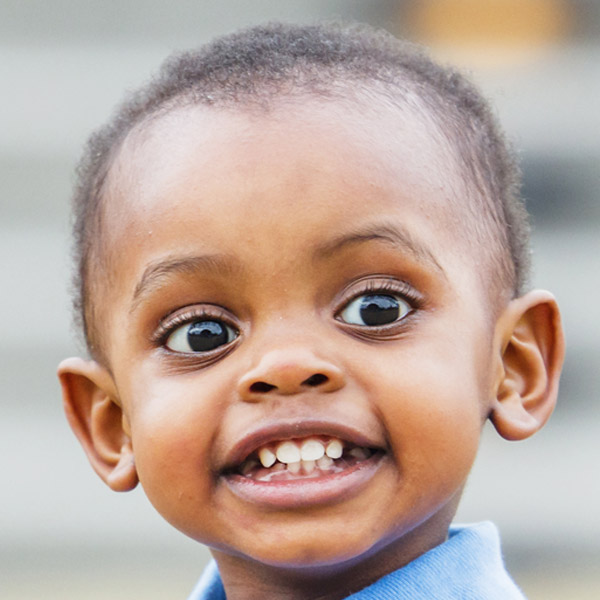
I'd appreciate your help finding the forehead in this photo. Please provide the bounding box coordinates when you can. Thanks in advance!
[105,95,467,248]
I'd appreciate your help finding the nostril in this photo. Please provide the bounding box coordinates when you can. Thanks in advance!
[302,373,329,387]
[249,381,277,393]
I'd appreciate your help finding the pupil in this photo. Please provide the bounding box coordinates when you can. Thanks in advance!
[187,321,228,351]
[359,295,399,326]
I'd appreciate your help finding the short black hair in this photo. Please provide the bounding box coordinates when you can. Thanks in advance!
[71,21,530,359]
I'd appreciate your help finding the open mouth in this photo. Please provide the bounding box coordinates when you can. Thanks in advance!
[225,436,383,482]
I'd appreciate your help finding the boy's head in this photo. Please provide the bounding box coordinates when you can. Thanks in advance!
[59,22,563,595]
[73,22,530,361]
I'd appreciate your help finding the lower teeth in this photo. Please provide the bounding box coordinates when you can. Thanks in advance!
[253,459,349,482]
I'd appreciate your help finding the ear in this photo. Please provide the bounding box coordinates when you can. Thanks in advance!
[58,357,138,491]
[490,290,565,441]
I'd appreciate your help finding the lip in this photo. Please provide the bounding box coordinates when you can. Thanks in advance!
[221,419,386,470]
[222,452,387,509]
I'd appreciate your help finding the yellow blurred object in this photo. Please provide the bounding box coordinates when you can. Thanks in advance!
[405,0,573,68]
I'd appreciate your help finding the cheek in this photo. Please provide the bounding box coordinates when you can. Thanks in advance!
[123,374,223,534]
[366,339,489,493]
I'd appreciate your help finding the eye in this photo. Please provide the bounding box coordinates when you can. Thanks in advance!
[339,293,411,326]
[165,319,237,353]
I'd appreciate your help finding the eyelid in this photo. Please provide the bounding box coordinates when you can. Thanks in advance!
[152,304,238,347]
[334,276,424,317]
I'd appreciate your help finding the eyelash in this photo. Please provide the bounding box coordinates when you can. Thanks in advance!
[346,279,421,307]
[335,278,422,324]
[152,306,237,348]
[151,278,423,353]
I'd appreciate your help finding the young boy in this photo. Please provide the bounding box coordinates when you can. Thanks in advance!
[58,22,564,599]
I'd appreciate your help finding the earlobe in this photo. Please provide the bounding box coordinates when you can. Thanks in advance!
[58,357,138,491]
[490,290,565,441]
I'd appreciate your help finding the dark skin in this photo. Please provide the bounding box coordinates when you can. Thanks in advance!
[58,97,564,599]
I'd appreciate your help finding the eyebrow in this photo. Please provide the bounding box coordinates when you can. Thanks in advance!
[130,254,243,312]
[314,222,445,274]
[130,224,443,311]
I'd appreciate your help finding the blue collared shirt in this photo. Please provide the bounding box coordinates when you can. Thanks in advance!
[187,522,526,599]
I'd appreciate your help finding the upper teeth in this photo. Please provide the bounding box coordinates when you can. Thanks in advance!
[257,437,346,468]
[325,439,343,459]
[301,438,325,461]
[275,441,301,464]
[258,447,277,468]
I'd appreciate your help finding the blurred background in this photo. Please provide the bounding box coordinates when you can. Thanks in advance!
[1,1,598,598]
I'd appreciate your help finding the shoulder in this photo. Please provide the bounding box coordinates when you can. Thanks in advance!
[186,561,226,600]
[345,522,527,600]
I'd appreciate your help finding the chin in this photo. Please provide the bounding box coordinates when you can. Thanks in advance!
[224,529,385,573]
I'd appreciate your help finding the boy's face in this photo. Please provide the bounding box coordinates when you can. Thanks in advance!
[99,97,498,570]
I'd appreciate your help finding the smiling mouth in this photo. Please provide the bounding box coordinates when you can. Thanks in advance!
[225,436,383,482]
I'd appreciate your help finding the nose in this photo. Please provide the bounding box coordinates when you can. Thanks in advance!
[237,347,346,400]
